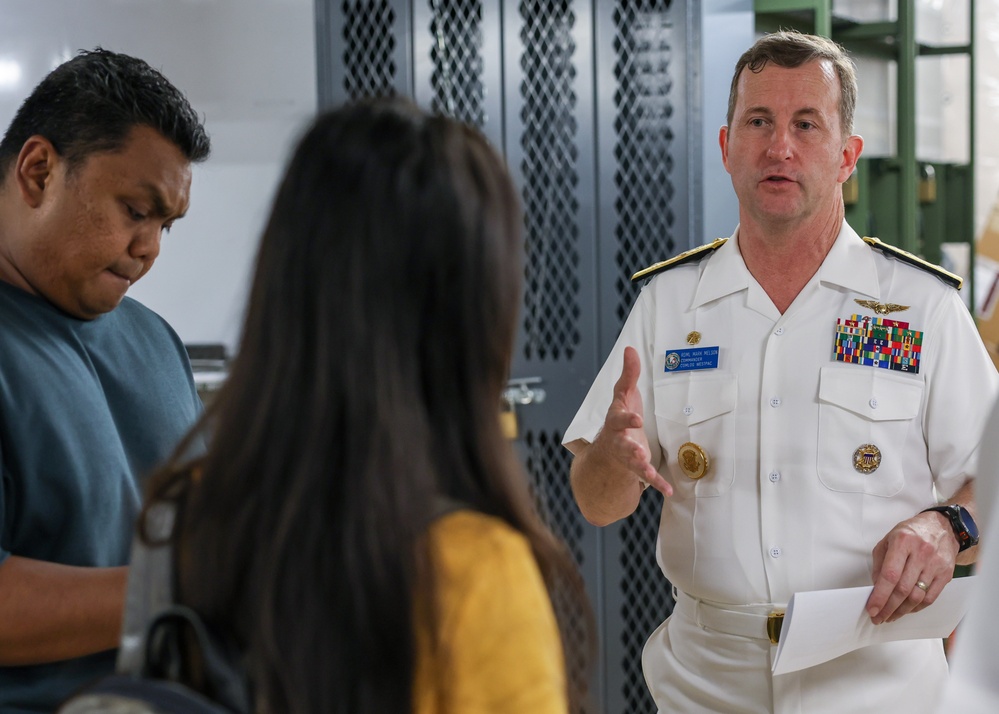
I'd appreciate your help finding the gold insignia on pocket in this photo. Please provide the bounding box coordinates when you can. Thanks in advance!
[686,331,701,345]
[853,444,882,473]
[678,442,710,480]
[854,299,910,316]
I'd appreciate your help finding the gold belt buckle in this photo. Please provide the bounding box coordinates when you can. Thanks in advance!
[767,610,785,645]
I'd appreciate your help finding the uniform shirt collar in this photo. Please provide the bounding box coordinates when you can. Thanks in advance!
[816,221,881,298]
[691,221,880,310]
[691,227,753,308]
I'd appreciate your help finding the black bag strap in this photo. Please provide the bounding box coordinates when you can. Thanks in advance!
[118,500,177,677]
[144,606,251,713]
[116,499,251,713]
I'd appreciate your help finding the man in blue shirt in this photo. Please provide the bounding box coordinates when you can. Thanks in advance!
[0,49,210,712]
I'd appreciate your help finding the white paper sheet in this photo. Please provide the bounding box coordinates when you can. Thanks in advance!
[771,576,977,675]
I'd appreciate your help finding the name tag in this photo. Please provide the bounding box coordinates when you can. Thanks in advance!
[664,346,720,372]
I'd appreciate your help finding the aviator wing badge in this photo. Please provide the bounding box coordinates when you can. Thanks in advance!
[854,299,910,316]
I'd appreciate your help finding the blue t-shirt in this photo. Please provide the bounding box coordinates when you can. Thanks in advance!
[0,280,202,713]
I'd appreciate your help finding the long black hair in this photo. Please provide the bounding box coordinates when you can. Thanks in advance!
[143,97,589,713]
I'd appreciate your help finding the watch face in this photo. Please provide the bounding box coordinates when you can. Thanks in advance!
[958,505,980,541]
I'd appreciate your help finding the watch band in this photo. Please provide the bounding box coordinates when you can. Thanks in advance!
[920,504,979,552]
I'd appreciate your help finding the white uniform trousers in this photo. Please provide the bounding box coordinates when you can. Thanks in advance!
[643,596,948,714]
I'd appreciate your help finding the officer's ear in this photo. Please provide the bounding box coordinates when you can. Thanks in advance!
[14,136,59,208]
[838,134,864,184]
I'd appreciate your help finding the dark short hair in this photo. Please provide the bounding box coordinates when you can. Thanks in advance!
[0,47,210,178]
[727,30,858,136]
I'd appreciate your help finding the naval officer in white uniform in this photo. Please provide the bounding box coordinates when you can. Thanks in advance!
[564,30,998,714]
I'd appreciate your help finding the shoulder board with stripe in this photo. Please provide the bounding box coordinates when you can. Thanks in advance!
[861,236,962,289]
[630,238,728,283]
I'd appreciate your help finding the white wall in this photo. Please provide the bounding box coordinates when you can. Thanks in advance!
[0,0,318,354]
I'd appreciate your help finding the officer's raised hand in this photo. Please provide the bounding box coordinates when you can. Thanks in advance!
[567,346,672,526]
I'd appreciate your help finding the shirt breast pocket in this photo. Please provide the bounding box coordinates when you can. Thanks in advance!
[653,372,737,498]
[817,366,924,497]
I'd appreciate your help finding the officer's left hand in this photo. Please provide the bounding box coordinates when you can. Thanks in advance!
[866,512,958,624]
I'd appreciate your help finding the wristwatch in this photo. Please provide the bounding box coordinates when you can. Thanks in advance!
[920,504,980,552]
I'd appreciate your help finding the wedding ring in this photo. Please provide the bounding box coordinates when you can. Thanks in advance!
[915,580,929,592]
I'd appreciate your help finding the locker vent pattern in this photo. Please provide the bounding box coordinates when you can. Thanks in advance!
[525,428,591,713]
[428,0,486,126]
[619,488,673,713]
[342,0,397,99]
[612,1,677,328]
[518,0,582,362]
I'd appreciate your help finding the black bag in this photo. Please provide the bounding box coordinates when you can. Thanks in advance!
[59,499,251,714]
[60,493,465,713]
[59,673,231,714]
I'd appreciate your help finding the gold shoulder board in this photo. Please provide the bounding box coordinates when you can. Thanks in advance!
[861,236,962,290]
[631,238,728,283]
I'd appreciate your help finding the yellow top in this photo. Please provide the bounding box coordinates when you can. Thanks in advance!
[413,510,568,714]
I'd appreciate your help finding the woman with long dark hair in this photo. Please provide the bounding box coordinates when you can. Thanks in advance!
[135,98,589,713]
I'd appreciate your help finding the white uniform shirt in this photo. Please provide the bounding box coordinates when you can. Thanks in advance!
[565,222,999,713]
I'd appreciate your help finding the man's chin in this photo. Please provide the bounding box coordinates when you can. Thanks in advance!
[754,195,811,220]
[60,294,126,321]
